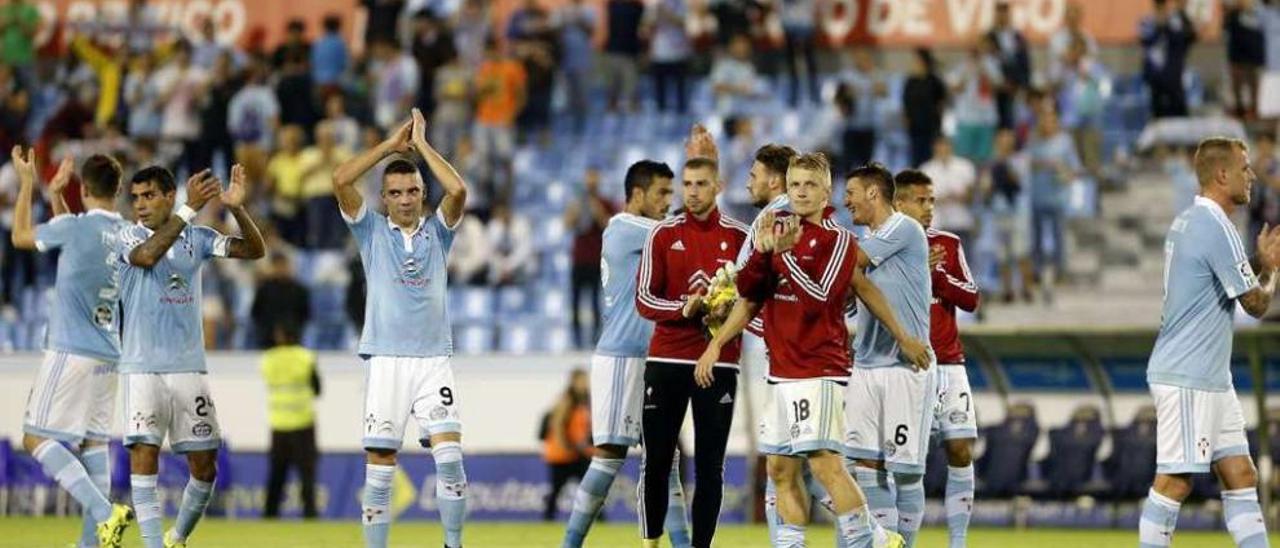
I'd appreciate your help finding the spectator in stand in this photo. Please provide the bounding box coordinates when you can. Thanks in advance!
[508,0,559,143]
[272,19,311,70]
[487,201,536,286]
[299,121,354,250]
[556,0,597,132]
[474,38,526,201]
[710,34,762,115]
[432,50,472,161]
[447,209,492,286]
[1263,0,1280,71]
[1140,0,1197,118]
[363,0,407,45]
[267,124,308,247]
[370,36,421,131]
[1049,2,1097,80]
[154,41,210,176]
[312,14,351,95]
[276,48,319,134]
[1052,37,1109,183]
[1025,103,1080,289]
[67,35,127,130]
[778,0,818,107]
[0,0,39,91]
[921,136,978,244]
[193,17,243,70]
[985,2,1030,130]
[563,168,616,348]
[948,36,1003,164]
[251,253,312,349]
[1249,131,1280,250]
[0,158,39,318]
[125,54,164,140]
[454,0,492,68]
[411,10,457,117]
[195,52,239,177]
[841,47,889,168]
[1224,0,1267,120]
[982,129,1034,302]
[646,0,692,115]
[0,75,29,154]
[541,368,593,521]
[228,59,281,185]
[602,0,645,113]
[324,94,361,151]
[903,48,948,167]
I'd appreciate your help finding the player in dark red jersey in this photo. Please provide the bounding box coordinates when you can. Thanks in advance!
[699,153,927,548]
[635,156,749,548]
[892,169,980,548]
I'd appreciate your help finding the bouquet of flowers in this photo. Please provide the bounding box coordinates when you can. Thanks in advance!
[704,263,739,337]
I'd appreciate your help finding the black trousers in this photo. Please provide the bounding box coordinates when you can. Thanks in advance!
[652,61,689,114]
[543,458,591,521]
[264,426,318,518]
[570,264,601,348]
[640,361,737,547]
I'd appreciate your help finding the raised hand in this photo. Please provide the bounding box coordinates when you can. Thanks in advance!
[411,108,429,149]
[49,156,75,194]
[184,169,220,211]
[773,215,801,253]
[1257,223,1280,273]
[684,124,718,162]
[9,146,35,185]
[385,119,414,155]
[222,164,248,208]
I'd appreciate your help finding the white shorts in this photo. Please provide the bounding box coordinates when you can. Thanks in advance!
[590,355,644,447]
[760,379,846,456]
[362,356,461,450]
[123,372,221,453]
[933,365,978,441]
[1151,384,1250,474]
[23,351,117,444]
[844,366,938,474]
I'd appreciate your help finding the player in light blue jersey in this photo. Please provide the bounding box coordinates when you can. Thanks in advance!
[10,148,135,547]
[563,160,693,547]
[842,164,935,548]
[116,164,265,548]
[1140,137,1276,548]
[332,109,470,548]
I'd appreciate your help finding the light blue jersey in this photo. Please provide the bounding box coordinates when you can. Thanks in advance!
[34,210,127,362]
[1148,196,1257,391]
[115,223,228,374]
[596,213,657,357]
[854,212,932,368]
[345,204,456,358]
[736,194,790,267]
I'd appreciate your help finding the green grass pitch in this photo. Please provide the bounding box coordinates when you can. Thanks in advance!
[2,518,1277,547]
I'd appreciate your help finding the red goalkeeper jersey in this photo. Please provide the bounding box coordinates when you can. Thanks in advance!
[737,208,856,381]
[926,228,980,365]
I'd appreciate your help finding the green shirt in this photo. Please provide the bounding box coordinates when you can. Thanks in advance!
[0,2,39,66]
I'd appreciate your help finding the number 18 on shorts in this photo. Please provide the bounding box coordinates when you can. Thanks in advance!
[759,379,846,456]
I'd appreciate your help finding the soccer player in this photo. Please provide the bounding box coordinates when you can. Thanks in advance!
[562,160,695,548]
[9,147,134,547]
[116,163,265,548]
[332,109,470,548]
[700,152,926,548]
[635,156,749,548]
[1140,137,1275,548]
[892,169,981,548]
[841,163,935,548]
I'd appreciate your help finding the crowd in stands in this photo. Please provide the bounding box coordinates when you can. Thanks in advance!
[0,0,1279,351]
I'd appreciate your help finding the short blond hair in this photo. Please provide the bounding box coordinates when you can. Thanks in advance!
[787,152,832,188]
[1193,137,1248,186]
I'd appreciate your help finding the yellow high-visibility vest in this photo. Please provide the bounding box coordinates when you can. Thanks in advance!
[260,345,317,431]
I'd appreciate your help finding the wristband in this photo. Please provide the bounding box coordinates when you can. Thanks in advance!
[176,204,198,223]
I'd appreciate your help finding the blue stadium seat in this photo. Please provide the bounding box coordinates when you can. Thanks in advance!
[536,288,569,323]
[497,286,532,315]
[1102,406,1157,500]
[454,324,495,354]
[976,402,1039,498]
[1035,405,1105,499]
[450,287,495,323]
[498,321,538,353]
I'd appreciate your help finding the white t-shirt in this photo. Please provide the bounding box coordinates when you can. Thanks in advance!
[921,156,977,233]
[152,64,209,140]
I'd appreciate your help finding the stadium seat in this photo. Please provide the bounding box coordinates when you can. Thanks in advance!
[1101,405,1157,500]
[976,402,1039,498]
[497,286,532,315]
[454,325,495,354]
[1035,405,1106,499]
[451,287,495,323]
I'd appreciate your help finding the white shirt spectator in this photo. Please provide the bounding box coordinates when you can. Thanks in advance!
[647,0,691,63]
[152,63,209,140]
[710,56,760,113]
[921,154,978,234]
[947,54,1002,126]
[373,53,421,130]
[487,209,536,285]
[447,213,491,284]
[227,83,281,149]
